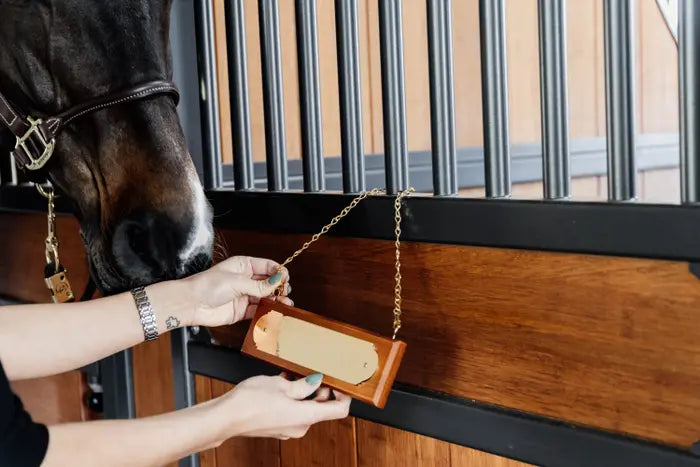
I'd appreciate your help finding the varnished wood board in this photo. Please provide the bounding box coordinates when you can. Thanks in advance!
[242,298,406,408]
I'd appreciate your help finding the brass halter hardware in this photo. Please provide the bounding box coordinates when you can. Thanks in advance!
[36,183,75,303]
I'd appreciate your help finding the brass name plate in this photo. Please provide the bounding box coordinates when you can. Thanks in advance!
[253,310,379,385]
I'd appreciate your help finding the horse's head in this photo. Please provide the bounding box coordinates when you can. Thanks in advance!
[0,0,214,294]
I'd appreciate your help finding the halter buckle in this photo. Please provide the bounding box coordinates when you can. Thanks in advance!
[13,117,55,171]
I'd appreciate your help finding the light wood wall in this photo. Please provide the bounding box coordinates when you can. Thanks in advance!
[213,0,679,164]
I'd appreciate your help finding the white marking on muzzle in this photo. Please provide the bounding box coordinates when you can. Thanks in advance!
[179,172,214,266]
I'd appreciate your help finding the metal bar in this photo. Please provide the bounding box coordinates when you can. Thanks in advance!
[193,0,224,190]
[537,0,571,200]
[479,0,511,198]
[188,344,700,467]
[225,0,255,190]
[603,0,637,201]
[258,0,288,191]
[679,0,700,204]
[336,0,366,193]
[171,328,198,467]
[426,0,458,196]
[206,190,700,262]
[296,0,326,192]
[378,0,409,194]
[101,350,135,420]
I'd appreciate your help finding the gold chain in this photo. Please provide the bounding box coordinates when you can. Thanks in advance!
[36,183,61,272]
[277,187,414,339]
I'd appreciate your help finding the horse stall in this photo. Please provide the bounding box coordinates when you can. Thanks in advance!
[1,0,699,466]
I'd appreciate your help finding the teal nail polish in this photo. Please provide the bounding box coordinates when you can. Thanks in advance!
[267,272,283,285]
[305,373,323,385]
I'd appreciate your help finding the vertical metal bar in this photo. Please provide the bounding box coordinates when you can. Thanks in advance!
[225,0,255,190]
[193,0,223,190]
[679,0,700,204]
[171,328,198,467]
[336,0,366,193]
[537,0,571,200]
[296,0,326,192]
[603,0,637,201]
[101,350,135,420]
[479,0,511,198]
[378,0,409,194]
[427,0,457,196]
[259,0,288,191]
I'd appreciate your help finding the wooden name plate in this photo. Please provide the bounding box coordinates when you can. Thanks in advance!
[241,298,406,408]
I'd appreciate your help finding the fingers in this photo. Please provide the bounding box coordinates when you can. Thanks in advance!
[313,387,331,402]
[285,373,323,400]
[232,273,286,298]
[303,391,351,423]
[247,257,283,277]
[216,256,283,278]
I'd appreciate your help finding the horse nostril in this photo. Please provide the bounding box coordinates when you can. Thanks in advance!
[114,213,185,280]
[126,224,150,261]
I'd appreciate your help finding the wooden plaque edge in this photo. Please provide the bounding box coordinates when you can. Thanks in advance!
[241,298,406,408]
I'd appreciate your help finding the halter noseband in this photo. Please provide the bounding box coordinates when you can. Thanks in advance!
[0,80,179,171]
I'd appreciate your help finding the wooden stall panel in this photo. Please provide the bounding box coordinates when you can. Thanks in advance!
[211,229,700,448]
[10,371,90,425]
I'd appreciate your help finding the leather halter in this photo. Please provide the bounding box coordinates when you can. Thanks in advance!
[0,80,179,171]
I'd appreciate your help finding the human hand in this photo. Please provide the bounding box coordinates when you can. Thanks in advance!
[219,373,351,440]
[154,256,292,329]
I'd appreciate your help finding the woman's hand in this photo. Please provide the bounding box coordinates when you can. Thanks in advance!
[179,256,292,328]
[219,373,351,440]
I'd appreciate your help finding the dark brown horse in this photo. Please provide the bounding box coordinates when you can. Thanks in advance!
[0,0,214,294]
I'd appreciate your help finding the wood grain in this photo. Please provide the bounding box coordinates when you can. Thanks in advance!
[131,333,175,418]
[11,371,90,424]
[210,378,281,467]
[213,0,234,165]
[210,229,700,448]
[195,375,218,467]
[449,443,531,467]
[242,298,406,407]
[356,419,451,467]
[281,418,358,467]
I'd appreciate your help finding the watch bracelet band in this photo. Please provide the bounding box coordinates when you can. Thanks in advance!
[130,286,159,341]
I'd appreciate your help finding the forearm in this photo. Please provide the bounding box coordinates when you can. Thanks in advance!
[43,397,226,467]
[0,281,191,380]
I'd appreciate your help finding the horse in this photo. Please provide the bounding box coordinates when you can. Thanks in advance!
[0,0,214,295]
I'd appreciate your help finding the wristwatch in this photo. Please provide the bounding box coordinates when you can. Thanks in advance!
[130,286,159,341]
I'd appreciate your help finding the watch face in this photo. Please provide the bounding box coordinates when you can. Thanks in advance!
[656,0,678,44]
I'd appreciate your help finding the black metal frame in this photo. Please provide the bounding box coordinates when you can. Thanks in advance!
[188,343,700,467]
[205,190,700,262]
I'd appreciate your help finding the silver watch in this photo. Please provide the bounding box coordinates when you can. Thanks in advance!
[130,286,159,341]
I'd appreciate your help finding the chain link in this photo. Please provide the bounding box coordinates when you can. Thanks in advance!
[277,187,414,339]
[36,183,61,272]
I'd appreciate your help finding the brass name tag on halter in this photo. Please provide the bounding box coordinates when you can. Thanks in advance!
[37,184,75,303]
[45,267,74,303]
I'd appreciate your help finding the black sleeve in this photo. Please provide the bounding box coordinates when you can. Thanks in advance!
[0,359,48,467]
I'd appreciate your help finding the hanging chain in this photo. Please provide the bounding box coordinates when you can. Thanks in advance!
[276,187,414,339]
[36,183,61,272]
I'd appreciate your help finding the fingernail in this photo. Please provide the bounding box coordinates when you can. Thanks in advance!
[267,272,283,285]
[305,373,323,385]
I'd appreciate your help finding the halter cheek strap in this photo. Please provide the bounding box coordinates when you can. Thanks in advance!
[0,80,180,171]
